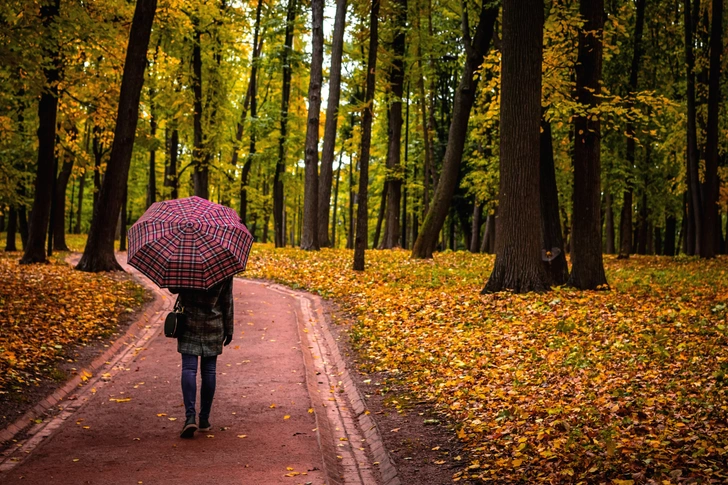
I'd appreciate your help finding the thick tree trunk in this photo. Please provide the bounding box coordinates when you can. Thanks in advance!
[353,0,380,270]
[664,215,677,255]
[191,16,208,200]
[412,3,497,258]
[240,0,263,224]
[53,149,75,251]
[685,0,702,253]
[274,0,297,248]
[317,0,348,247]
[119,183,128,251]
[540,117,569,286]
[92,124,104,211]
[300,0,324,250]
[567,0,608,290]
[380,0,407,249]
[700,0,722,258]
[5,208,17,251]
[76,0,157,272]
[21,0,61,264]
[483,0,548,293]
[147,96,157,208]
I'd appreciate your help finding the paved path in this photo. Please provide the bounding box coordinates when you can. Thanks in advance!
[0,258,395,485]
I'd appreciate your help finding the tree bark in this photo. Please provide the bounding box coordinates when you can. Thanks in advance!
[165,127,179,199]
[21,0,61,264]
[119,183,128,251]
[74,168,85,234]
[147,94,157,208]
[373,182,387,248]
[700,0,722,258]
[76,0,157,272]
[5,208,17,251]
[239,0,263,225]
[301,0,325,250]
[380,0,407,249]
[481,211,495,253]
[567,0,608,290]
[331,150,344,247]
[353,0,380,271]
[317,0,348,247]
[274,0,297,248]
[53,147,75,251]
[483,0,548,293]
[664,215,677,256]
[540,117,569,286]
[401,88,410,249]
[412,3,497,258]
[347,153,355,249]
[685,0,702,254]
[191,15,208,200]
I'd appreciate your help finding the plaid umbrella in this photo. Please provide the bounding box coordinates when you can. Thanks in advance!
[127,196,253,290]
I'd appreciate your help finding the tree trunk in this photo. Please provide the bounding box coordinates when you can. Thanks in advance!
[5,208,17,251]
[380,0,407,249]
[700,0,722,258]
[540,117,569,286]
[664,215,677,255]
[567,0,608,290]
[147,94,157,208]
[74,168,85,234]
[92,123,103,212]
[191,15,208,200]
[300,0,324,250]
[165,127,179,199]
[685,0,702,254]
[274,0,296,248]
[21,0,61,264]
[353,0,380,271]
[317,0,348,247]
[76,0,157,272]
[616,0,646,260]
[637,189,649,254]
[469,202,482,253]
[347,154,355,250]
[605,191,615,254]
[240,0,263,224]
[331,150,343,247]
[483,0,548,293]
[481,211,495,253]
[53,148,75,251]
[412,3,497,259]
[373,182,387,248]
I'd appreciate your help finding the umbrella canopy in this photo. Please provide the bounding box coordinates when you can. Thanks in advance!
[127,196,253,290]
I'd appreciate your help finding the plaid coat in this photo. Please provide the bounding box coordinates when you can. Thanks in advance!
[170,278,234,357]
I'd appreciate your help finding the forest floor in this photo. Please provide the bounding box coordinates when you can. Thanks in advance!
[248,245,728,484]
[0,243,147,430]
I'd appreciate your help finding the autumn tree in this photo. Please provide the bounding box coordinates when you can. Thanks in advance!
[411,1,498,258]
[20,0,61,264]
[300,0,324,250]
[353,0,380,271]
[76,0,157,272]
[482,0,549,293]
[567,0,608,290]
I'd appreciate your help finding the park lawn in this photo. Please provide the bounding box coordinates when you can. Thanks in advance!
[247,245,728,484]
[0,249,146,398]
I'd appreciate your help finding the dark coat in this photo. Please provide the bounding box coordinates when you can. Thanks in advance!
[170,278,234,357]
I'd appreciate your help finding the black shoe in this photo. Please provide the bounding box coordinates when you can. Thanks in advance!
[180,416,197,439]
[198,417,211,432]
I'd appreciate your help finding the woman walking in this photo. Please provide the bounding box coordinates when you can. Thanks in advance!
[171,277,234,438]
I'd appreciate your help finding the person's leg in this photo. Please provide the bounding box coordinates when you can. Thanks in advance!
[181,354,199,419]
[199,355,217,421]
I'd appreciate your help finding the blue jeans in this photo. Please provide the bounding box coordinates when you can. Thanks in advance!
[181,354,217,420]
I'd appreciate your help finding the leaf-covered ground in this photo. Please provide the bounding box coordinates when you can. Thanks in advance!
[0,251,145,397]
[247,246,728,484]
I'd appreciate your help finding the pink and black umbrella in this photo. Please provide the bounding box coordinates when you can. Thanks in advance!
[127,196,253,290]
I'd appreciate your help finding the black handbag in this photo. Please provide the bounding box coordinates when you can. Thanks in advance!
[164,295,187,338]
